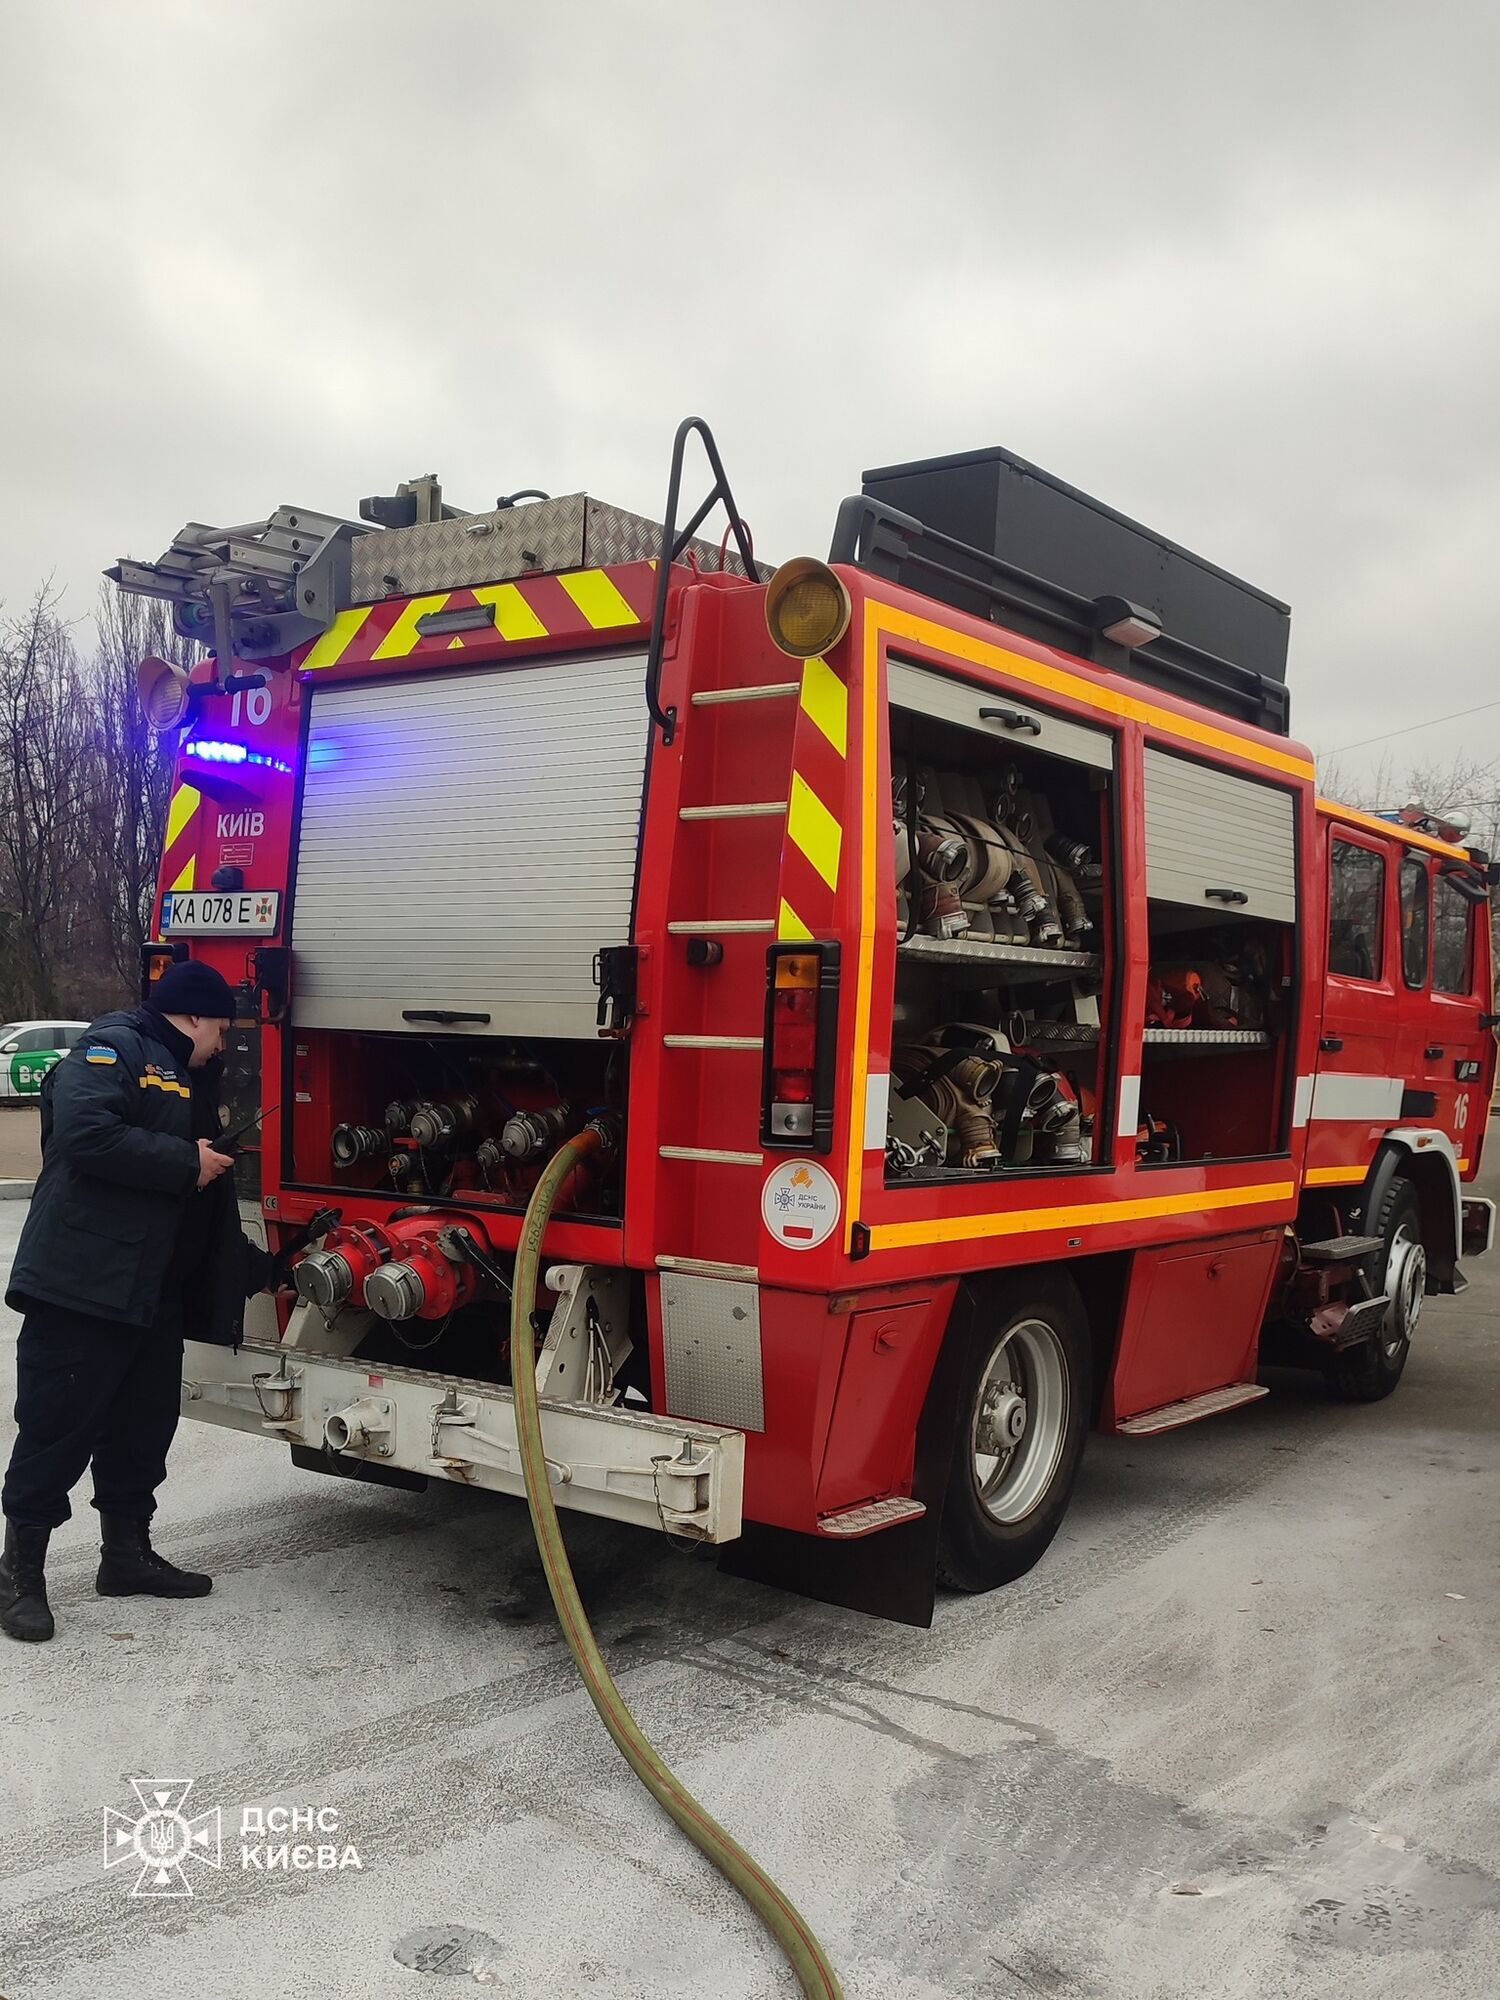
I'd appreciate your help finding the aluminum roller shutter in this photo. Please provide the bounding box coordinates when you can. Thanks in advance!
[1143,746,1297,923]
[887,658,1113,770]
[291,653,648,1037]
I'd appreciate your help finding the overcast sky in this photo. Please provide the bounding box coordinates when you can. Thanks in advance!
[2,1,1496,804]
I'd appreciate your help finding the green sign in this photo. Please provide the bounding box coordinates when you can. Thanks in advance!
[10,1049,62,1096]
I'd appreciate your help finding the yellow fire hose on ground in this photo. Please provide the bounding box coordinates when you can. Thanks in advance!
[507,1129,845,2000]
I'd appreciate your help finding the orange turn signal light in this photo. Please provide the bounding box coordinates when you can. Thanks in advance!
[764,558,852,659]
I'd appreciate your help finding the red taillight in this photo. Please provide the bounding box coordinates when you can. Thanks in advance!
[771,985,818,1082]
[762,943,840,1150]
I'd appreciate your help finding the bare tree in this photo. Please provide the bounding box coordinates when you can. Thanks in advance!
[0,590,92,1018]
[84,589,190,989]
[1320,751,1500,845]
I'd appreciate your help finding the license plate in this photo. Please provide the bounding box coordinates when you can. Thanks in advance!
[161,890,280,935]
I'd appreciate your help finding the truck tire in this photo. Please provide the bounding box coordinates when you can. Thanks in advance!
[1331,1178,1425,1403]
[936,1274,1091,1593]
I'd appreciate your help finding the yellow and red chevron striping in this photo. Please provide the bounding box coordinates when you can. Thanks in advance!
[159,779,203,894]
[777,655,850,942]
[298,563,655,674]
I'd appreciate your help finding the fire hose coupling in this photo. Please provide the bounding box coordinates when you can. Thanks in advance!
[293,1220,391,1309]
[323,1397,392,1455]
[408,1095,480,1149]
[295,1247,356,1309]
[500,1102,573,1162]
[330,1123,387,1168]
[582,1112,619,1159]
[293,1216,478,1321]
[364,1221,478,1322]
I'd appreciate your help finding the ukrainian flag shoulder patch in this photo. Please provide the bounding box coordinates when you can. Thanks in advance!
[85,1046,118,1065]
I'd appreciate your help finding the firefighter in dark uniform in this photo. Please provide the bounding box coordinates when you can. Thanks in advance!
[0,961,276,1643]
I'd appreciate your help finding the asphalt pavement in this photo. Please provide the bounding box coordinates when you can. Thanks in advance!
[0,1106,40,1183]
[1,1159,1497,2000]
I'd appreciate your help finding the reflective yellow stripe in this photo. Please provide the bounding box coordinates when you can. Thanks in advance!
[138,1075,190,1098]
[558,568,639,630]
[164,782,200,850]
[777,899,813,942]
[845,615,882,1237]
[168,853,195,893]
[471,582,548,642]
[787,772,841,891]
[867,1180,1297,1252]
[1303,1164,1366,1186]
[302,605,373,670]
[371,592,451,660]
[1316,798,1471,861]
[798,655,848,757]
[871,602,1316,781]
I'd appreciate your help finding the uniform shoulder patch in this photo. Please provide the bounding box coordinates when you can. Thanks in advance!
[85,1045,119,1065]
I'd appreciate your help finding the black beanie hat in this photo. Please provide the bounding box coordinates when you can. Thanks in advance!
[152,960,238,1020]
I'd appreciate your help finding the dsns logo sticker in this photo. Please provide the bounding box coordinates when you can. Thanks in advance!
[761,1159,841,1249]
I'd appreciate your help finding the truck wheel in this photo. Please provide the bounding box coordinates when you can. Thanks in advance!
[1331,1179,1425,1403]
[936,1276,1091,1593]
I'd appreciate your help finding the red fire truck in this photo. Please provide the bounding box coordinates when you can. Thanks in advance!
[112,422,1497,1624]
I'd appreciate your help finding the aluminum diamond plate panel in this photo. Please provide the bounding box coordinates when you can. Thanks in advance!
[349,495,767,603]
[659,1274,765,1433]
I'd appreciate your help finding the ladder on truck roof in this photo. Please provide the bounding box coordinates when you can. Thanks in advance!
[105,422,769,682]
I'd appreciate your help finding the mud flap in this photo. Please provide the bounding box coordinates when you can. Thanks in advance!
[716,1282,973,1627]
[289,1444,429,1493]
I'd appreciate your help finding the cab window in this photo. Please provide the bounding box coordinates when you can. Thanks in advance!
[1432,873,1474,995]
[16,1029,53,1053]
[1399,854,1429,988]
[1328,839,1384,980]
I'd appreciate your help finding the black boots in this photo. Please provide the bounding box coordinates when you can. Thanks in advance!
[0,1516,210,1634]
[96,1514,212,1598]
[1,1521,55,1642]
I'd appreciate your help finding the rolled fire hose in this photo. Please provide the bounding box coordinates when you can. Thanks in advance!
[509,1131,845,2000]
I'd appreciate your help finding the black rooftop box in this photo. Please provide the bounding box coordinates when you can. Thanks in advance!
[836,447,1291,734]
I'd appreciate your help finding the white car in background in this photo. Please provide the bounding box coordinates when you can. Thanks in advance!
[0,1021,89,1101]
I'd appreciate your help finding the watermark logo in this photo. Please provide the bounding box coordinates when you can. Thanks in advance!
[102,1779,222,1899]
[102,1779,363,1895]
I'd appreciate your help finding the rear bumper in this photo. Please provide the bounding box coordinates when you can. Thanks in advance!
[1462,1196,1496,1260]
[180,1339,744,1543]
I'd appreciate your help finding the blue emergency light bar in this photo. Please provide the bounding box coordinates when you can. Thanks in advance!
[184,739,293,775]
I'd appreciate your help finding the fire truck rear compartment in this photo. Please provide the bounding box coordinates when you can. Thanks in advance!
[288,1026,625,1220]
[885,669,1298,1176]
[888,694,1114,1177]
[289,651,648,1041]
[284,648,646,1220]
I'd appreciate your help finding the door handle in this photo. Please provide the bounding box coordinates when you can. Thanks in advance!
[401,1009,493,1027]
[1424,1044,1444,1060]
[978,707,1042,736]
[1204,886,1249,905]
[1319,1035,1343,1053]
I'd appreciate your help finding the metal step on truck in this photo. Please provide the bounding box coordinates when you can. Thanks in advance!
[109,419,1498,1625]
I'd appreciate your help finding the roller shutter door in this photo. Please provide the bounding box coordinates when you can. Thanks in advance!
[1143,747,1297,923]
[291,653,648,1037]
[888,658,1114,770]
